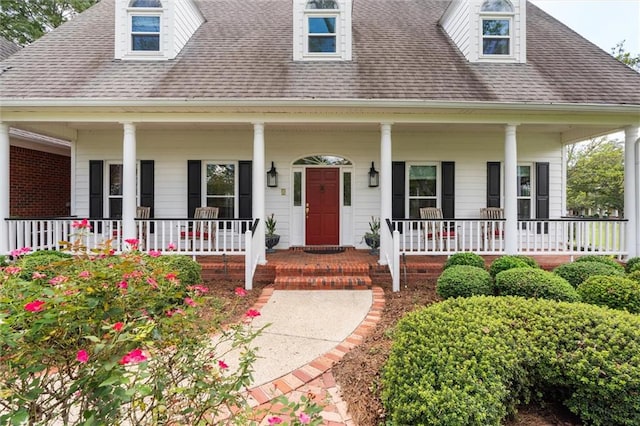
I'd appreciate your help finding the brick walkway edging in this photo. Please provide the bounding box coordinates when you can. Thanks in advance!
[245,286,386,425]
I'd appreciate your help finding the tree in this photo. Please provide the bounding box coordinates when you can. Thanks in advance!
[0,0,100,46]
[611,40,640,72]
[566,138,624,215]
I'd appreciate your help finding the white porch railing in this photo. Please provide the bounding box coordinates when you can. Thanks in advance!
[5,217,256,255]
[388,218,628,257]
[244,218,261,290]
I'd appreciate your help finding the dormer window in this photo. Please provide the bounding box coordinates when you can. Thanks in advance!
[129,0,162,53]
[480,0,514,56]
[293,0,351,61]
[305,1,339,55]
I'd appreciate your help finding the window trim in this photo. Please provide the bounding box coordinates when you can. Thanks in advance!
[406,162,440,219]
[128,12,162,55]
[203,161,239,219]
[105,161,140,218]
[517,163,533,220]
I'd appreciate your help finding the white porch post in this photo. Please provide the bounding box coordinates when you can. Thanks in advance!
[253,122,266,264]
[504,124,519,255]
[626,125,640,258]
[379,123,392,264]
[0,123,10,255]
[122,122,137,242]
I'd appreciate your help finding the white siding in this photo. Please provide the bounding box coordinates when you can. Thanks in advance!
[440,0,472,59]
[74,127,563,249]
[173,0,205,57]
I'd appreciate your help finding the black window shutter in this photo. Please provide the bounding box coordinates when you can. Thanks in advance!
[441,162,455,219]
[140,160,154,215]
[392,162,405,220]
[536,162,550,234]
[187,160,201,218]
[487,162,501,207]
[238,161,252,219]
[89,160,103,219]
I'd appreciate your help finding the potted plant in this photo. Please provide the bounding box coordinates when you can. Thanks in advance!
[363,216,380,255]
[265,213,280,253]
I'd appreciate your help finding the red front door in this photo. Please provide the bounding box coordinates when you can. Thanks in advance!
[305,168,340,245]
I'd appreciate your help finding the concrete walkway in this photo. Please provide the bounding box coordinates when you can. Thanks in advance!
[242,286,385,425]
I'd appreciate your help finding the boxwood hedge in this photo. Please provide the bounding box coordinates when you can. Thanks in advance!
[436,265,493,299]
[553,261,624,288]
[626,256,640,273]
[488,255,535,278]
[575,255,624,272]
[382,297,640,426]
[577,275,640,313]
[443,252,486,270]
[494,267,579,302]
[149,255,202,286]
[17,250,73,280]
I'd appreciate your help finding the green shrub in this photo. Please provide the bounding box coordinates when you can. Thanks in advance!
[627,258,640,274]
[436,265,493,299]
[0,255,7,267]
[577,275,640,313]
[16,250,73,280]
[382,297,640,426]
[443,252,486,270]
[553,261,624,288]
[512,255,539,268]
[576,255,624,272]
[627,270,640,283]
[495,267,579,302]
[150,254,202,286]
[489,255,534,278]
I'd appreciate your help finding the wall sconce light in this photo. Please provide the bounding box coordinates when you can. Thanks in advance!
[267,162,278,187]
[368,161,379,187]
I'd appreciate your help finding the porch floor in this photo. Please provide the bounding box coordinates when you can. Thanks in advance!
[197,248,576,288]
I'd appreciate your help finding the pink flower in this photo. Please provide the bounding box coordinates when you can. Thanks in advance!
[119,348,147,365]
[167,243,176,251]
[184,297,196,307]
[234,287,248,297]
[245,309,260,318]
[298,412,311,424]
[24,300,45,312]
[4,266,22,276]
[218,360,229,370]
[148,250,161,258]
[32,272,46,279]
[113,322,124,332]
[267,417,283,425]
[72,218,92,230]
[166,308,185,317]
[117,280,128,289]
[10,247,31,257]
[48,275,69,286]
[78,270,91,279]
[124,238,140,250]
[187,285,208,294]
[146,277,158,289]
[76,349,89,363]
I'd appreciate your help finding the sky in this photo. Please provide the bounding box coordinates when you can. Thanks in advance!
[529,0,640,57]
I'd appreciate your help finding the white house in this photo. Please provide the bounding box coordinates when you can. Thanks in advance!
[1,0,639,288]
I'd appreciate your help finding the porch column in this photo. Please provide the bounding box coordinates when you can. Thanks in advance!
[0,123,9,255]
[379,123,392,265]
[122,122,137,242]
[252,122,266,264]
[626,125,640,258]
[504,124,519,255]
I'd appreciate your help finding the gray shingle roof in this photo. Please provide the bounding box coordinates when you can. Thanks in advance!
[0,37,20,61]
[1,0,639,105]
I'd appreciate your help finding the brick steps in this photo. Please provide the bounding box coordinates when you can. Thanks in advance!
[273,261,372,290]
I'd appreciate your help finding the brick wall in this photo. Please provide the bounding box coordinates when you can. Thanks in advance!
[10,146,71,217]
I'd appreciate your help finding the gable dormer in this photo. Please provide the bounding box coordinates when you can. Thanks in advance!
[440,0,526,63]
[293,0,353,61]
[114,0,204,61]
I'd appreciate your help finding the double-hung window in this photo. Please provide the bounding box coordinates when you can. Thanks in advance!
[305,0,339,55]
[129,0,162,52]
[480,0,514,56]
[408,164,438,218]
[517,164,532,220]
[206,163,236,219]
[106,162,140,218]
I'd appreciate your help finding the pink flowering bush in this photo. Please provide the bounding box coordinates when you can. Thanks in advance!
[0,241,262,425]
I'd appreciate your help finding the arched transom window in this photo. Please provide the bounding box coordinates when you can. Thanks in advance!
[480,0,514,56]
[129,0,162,7]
